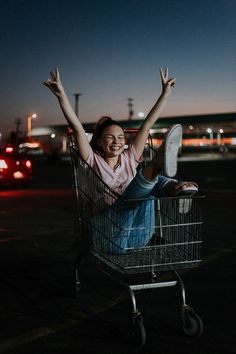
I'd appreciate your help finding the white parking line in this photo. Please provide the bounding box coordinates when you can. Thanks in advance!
[0,295,125,353]
[0,237,21,244]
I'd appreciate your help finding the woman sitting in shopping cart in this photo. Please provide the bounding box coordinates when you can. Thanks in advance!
[43,68,198,252]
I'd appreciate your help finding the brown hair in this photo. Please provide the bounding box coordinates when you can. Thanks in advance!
[90,116,124,154]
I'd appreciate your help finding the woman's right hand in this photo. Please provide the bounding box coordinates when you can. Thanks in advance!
[43,68,64,97]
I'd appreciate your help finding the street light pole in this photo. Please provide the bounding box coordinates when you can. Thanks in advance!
[27,113,37,138]
[206,128,213,145]
[15,117,22,145]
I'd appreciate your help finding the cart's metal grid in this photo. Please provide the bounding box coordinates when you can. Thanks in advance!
[69,131,204,344]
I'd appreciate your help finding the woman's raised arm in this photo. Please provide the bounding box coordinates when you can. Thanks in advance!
[43,68,92,161]
[133,68,176,159]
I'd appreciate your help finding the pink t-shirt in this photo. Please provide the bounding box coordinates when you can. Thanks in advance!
[86,144,140,195]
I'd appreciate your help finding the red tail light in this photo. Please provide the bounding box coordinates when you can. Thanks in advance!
[5,146,14,153]
[0,159,8,169]
[25,160,32,168]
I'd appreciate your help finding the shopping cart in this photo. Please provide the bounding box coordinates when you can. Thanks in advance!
[69,130,204,346]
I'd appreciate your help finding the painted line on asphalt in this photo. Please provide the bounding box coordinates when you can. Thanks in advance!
[0,248,231,353]
[0,228,73,241]
[0,237,21,244]
[202,248,233,264]
[0,294,125,353]
[33,227,74,236]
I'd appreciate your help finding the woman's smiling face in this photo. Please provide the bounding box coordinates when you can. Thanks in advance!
[97,125,125,158]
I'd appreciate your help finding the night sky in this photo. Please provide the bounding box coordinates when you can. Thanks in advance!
[0,0,235,137]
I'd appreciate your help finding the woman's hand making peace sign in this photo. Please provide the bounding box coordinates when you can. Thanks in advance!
[160,67,176,97]
[43,68,65,97]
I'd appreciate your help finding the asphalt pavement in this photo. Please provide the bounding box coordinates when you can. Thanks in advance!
[0,159,235,353]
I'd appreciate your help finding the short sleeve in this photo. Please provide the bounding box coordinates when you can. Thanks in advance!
[85,147,95,166]
[125,144,142,165]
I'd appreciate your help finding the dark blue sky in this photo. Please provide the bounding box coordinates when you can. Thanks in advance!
[0,0,235,136]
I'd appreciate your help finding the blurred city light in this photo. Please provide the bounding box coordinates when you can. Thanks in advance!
[25,160,32,168]
[5,146,14,153]
[19,142,39,148]
[138,112,145,118]
[0,159,8,169]
[13,171,24,179]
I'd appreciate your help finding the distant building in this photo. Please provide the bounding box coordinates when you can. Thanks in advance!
[29,112,236,154]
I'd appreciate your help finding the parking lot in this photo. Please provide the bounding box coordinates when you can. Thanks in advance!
[0,159,235,353]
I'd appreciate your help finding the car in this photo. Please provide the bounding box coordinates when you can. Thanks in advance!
[0,145,32,186]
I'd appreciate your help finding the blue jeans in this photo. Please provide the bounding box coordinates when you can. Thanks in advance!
[91,168,177,253]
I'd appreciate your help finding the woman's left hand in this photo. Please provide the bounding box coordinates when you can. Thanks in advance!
[160,67,176,96]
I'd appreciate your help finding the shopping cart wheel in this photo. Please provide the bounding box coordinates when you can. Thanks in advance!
[181,306,204,336]
[132,313,147,346]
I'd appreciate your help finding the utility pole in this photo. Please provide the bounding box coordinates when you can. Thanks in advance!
[15,117,22,145]
[15,117,21,135]
[73,93,82,117]
[127,98,134,120]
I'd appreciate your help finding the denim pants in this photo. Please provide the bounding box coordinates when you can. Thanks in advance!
[91,168,177,253]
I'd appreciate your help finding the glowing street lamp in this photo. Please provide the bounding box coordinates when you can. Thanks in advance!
[206,128,213,145]
[138,112,145,118]
[217,129,224,146]
[27,113,37,137]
